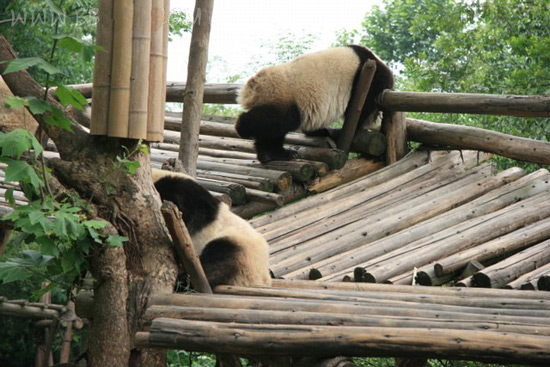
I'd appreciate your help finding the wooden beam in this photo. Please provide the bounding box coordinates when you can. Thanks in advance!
[337,60,376,154]
[407,118,550,165]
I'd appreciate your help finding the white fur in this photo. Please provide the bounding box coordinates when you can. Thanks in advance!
[151,168,272,287]
[238,47,360,131]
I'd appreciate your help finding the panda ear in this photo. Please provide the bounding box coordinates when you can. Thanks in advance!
[235,112,254,138]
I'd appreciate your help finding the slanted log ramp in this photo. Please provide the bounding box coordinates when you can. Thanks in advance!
[4,84,550,365]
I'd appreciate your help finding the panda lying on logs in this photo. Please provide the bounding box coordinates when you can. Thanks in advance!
[152,168,272,288]
[235,44,394,163]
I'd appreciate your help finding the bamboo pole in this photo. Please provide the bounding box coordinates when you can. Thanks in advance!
[128,0,152,139]
[407,118,550,165]
[107,0,134,137]
[90,0,114,135]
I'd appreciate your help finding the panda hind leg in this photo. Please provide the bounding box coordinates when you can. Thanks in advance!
[199,237,242,289]
[255,135,297,163]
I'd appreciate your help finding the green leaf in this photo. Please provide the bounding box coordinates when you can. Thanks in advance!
[53,211,80,240]
[27,97,52,115]
[54,84,87,110]
[106,235,128,248]
[4,96,28,109]
[4,188,15,206]
[1,159,43,192]
[44,107,73,131]
[0,261,34,283]
[2,57,62,75]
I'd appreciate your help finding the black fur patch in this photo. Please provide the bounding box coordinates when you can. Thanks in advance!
[346,44,394,127]
[154,175,220,235]
[199,237,241,288]
[235,103,301,163]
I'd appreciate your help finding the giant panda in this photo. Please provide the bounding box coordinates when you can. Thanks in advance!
[152,168,272,288]
[235,44,394,163]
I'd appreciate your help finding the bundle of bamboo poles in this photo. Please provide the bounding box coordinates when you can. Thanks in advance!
[90,0,169,141]
[136,280,550,364]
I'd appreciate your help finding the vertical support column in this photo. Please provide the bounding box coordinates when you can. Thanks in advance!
[382,110,408,164]
[179,0,215,177]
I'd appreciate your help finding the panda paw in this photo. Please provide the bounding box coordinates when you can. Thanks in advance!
[258,148,297,163]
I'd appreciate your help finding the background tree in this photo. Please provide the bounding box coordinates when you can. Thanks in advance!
[338,0,550,170]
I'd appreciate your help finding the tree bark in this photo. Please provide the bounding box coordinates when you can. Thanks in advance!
[0,35,177,367]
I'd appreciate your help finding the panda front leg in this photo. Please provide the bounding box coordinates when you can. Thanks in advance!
[255,134,297,163]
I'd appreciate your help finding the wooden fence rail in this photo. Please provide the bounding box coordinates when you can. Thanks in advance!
[71,83,550,117]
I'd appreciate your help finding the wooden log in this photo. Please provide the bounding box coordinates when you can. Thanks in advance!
[0,301,60,319]
[407,118,550,165]
[506,262,550,290]
[317,167,544,283]
[138,318,550,364]
[272,152,484,247]
[471,239,550,288]
[160,201,212,293]
[350,129,386,157]
[215,285,550,312]
[382,111,407,164]
[195,178,247,206]
[261,150,486,242]
[196,159,292,191]
[363,193,550,284]
[245,188,285,206]
[90,0,114,135]
[270,278,550,300]
[381,90,550,117]
[179,0,215,176]
[107,0,134,137]
[337,60,376,154]
[294,146,347,170]
[142,304,549,336]
[251,150,433,229]
[197,169,275,192]
[307,158,384,194]
[128,0,152,139]
[198,147,257,160]
[166,82,240,104]
[434,216,550,278]
[538,273,550,291]
[232,184,307,219]
[271,166,522,278]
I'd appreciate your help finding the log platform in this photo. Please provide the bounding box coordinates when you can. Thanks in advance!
[136,279,550,365]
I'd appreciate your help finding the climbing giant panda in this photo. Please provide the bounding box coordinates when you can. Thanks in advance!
[152,168,272,288]
[235,44,394,163]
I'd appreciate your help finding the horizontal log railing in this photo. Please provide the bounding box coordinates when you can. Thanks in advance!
[71,82,550,117]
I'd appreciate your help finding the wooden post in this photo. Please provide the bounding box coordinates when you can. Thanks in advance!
[337,60,376,154]
[160,201,212,294]
[382,110,407,164]
[179,0,215,177]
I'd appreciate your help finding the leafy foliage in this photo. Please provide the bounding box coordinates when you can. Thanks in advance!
[339,0,550,171]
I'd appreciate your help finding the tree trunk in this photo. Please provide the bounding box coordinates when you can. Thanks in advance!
[0,35,177,367]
